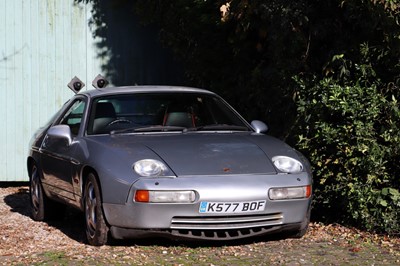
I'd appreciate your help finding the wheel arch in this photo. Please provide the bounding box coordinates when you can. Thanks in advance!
[27,157,35,178]
[81,166,102,196]
[27,157,43,183]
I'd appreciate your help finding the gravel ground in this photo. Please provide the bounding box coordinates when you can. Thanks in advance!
[0,184,399,265]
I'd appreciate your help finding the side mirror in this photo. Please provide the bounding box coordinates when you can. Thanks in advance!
[251,120,268,133]
[47,125,72,146]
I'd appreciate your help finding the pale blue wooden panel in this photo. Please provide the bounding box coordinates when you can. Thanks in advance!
[14,0,25,181]
[5,0,18,181]
[55,0,66,107]
[22,0,32,140]
[38,0,51,125]
[0,0,102,181]
[29,0,41,136]
[0,0,7,180]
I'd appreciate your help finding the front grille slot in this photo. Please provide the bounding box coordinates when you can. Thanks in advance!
[170,213,283,230]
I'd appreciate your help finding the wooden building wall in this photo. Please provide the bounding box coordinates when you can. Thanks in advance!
[0,0,104,181]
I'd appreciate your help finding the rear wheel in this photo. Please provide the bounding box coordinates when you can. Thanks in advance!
[29,163,65,221]
[84,173,109,246]
[30,164,45,221]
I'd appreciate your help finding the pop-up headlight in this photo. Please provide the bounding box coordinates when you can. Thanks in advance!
[272,156,303,173]
[134,159,168,177]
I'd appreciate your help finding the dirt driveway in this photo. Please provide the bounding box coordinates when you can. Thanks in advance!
[0,185,399,265]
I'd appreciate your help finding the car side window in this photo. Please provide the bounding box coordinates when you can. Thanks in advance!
[59,99,86,136]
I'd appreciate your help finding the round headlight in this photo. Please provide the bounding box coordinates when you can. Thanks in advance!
[134,159,168,177]
[272,156,303,173]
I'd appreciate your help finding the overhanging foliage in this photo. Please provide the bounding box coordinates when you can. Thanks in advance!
[79,0,400,234]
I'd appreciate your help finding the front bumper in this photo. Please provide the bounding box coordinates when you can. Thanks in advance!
[102,173,312,240]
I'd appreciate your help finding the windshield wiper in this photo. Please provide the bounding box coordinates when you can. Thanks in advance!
[111,124,248,134]
[188,124,249,131]
[111,125,187,134]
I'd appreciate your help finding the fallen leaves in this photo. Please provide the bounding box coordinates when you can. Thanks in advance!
[0,186,399,265]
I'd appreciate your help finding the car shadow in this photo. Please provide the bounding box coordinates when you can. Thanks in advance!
[3,186,32,217]
[3,187,290,247]
[116,233,290,248]
[3,186,87,244]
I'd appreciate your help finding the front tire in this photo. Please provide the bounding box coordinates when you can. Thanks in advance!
[289,206,311,238]
[84,173,109,246]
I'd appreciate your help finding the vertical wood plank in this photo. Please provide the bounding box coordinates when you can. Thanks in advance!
[0,0,7,180]
[5,0,17,181]
[14,0,24,181]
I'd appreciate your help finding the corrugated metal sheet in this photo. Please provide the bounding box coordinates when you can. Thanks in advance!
[0,0,104,181]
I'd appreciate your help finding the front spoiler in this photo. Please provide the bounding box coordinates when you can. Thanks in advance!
[109,222,306,241]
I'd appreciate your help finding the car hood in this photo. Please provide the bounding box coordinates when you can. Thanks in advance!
[87,133,280,176]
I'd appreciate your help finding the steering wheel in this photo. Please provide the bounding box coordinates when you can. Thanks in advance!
[107,119,133,126]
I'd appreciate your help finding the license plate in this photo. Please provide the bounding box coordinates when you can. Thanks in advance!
[199,200,266,214]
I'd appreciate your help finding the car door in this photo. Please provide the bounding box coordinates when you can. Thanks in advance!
[39,98,87,201]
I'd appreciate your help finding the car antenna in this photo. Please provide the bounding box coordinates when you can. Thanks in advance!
[67,76,85,94]
[92,74,109,89]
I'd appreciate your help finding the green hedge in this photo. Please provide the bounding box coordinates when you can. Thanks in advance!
[294,73,400,234]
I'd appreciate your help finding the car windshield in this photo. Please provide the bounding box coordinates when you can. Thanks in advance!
[86,92,250,135]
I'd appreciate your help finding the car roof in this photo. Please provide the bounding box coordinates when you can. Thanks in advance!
[77,85,217,98]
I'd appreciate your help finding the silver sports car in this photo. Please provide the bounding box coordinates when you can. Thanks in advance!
[27,78,312,246]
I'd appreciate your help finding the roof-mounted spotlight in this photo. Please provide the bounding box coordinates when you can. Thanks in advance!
[92,74,109,89]
[67,76,85,94]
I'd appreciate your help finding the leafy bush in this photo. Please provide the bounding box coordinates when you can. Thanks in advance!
[294,64,400,234]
